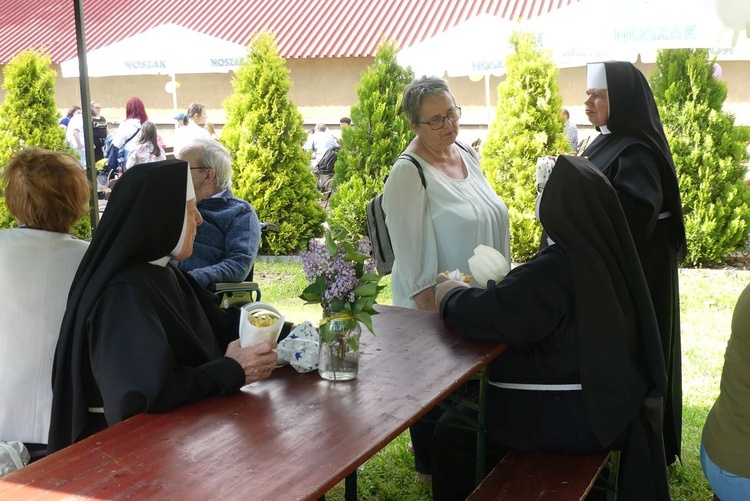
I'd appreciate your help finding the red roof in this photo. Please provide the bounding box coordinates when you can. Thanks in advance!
[0,0,579,63]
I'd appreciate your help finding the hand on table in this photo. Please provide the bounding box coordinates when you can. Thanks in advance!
[225,339,279,384]
[435,274,470,308]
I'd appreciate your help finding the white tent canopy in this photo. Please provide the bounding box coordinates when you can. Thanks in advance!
[525,0,750,65]
[60,23,248,78]
[396,15,518,79]
[398,0,750,76]
[60,23,248,122]
[396,0,749,127]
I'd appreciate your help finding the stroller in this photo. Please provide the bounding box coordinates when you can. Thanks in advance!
[97,134,123,199]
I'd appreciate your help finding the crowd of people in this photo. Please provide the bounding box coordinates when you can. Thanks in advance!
[1,60,747,500]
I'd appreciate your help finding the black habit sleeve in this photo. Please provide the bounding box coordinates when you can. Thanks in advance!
[607,144,663,248]
[440,249,573,346]
[88,280,245,426]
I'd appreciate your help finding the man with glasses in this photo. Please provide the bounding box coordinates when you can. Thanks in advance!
[176,139,261,288]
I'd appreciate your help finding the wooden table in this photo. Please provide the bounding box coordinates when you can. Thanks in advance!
[0,305,506,500]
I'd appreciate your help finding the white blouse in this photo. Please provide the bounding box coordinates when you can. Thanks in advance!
[173,122,211,159]
[0,229,89,444]
[112,118,142,151]
[383,143,511,309]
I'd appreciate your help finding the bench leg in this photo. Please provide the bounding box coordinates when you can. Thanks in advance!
[604,450,620,501]
[434,369,489,488]
[345,470,357,501]
[475,368,488,487]
[589,450,620,500]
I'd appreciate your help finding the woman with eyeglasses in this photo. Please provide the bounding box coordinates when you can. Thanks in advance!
[382,75,511,479]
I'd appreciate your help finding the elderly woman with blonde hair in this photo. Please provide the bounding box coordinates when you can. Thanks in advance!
[0,148,90,459]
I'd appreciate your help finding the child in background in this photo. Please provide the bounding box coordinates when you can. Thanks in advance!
[126,121,166,170]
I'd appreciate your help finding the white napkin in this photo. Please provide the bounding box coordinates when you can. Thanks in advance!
[274,321,319,373]
[536,156,556,192]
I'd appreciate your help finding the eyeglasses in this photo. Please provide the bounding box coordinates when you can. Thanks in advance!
[418,107,461,130]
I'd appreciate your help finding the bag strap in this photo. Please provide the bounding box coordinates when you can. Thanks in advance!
[0,442,25,471]
[397,153,426,189]
[455,140,479,162]
[124,128,140,145]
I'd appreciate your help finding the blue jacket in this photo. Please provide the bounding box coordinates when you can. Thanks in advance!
[178,189,260,287]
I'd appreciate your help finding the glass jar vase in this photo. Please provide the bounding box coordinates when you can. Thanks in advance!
[318,313,361,381]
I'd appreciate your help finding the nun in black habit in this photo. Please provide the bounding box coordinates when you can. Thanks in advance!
[432,156,670,500]
[48,160,279,454]
[583,61,686,465]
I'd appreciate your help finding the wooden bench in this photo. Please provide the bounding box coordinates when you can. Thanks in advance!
[467,450,619,501]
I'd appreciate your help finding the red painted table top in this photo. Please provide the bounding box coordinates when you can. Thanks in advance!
[0,305,506,500]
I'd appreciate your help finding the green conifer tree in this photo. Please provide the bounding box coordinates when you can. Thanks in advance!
[221,32,326,255]
[650,49,750,265]
[481,32,570,262]
[327,41,414,239]
[0,49,73,230]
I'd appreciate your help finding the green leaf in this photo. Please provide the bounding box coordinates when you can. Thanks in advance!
[346,335,360,352]
[355,311,375,335]
[354,282,379,297]
[329,298,347,312]
[325,230,338,256]
[299,291,321,303]
[360,272,383,283]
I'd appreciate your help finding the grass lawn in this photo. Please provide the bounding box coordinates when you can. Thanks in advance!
[254,259,749,501]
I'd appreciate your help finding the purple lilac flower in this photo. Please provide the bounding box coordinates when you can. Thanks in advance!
[302,235,376,311]
[300,238,330,282]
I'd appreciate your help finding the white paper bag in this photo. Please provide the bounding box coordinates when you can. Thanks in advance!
[240,302,286,347]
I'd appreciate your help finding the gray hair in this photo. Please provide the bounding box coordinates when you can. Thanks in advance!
[314,123,327,132]
[185,139,232,191]
[402,76,453,124]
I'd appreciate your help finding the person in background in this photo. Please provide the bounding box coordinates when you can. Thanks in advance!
[433,156,670,501]
[174,111,189,128]
[562,108,578,152]
[66,107,85,167]
[176,139,260,288]
[126,121,166,170]
[0,148,90,460]
[91,101,108,163]
[582,61,686,466]
[112,97,148,164]
[173,103,211,159]
[701,282,750,501]
[337,117,352,141]
[59,105,81,130]
[204,122,218,140]
[48,159,279,454]
[382,75,511,479]
[304,123,339,170]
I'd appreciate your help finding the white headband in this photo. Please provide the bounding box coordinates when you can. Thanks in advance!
[169,165,197,258]
[587,63,608,90]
